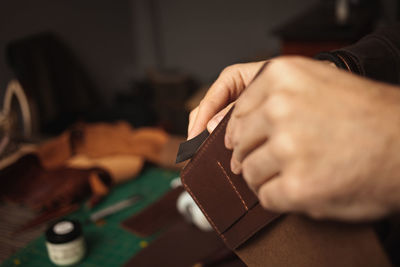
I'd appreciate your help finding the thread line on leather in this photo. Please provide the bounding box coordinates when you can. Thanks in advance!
[181,107,260,245]
[216,161,248,211]
[180,109,279,248]
[180,112,230,240]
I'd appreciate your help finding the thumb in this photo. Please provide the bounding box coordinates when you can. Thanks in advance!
[207,102,235,133]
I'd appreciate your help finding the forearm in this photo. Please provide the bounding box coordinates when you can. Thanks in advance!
[315,23,400,85]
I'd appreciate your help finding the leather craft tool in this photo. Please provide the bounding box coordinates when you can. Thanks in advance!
[89,194,141,222]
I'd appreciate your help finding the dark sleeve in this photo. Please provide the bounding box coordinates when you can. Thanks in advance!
[315,24,400,85]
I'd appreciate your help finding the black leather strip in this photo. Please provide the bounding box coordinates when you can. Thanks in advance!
[176,130,209,163]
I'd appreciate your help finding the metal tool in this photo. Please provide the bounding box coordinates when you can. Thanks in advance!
[89,195,141,222]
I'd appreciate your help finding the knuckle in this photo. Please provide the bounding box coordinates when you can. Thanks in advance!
[273,56,301,70]
[197,100,213,114]
[189,108,198,119]
[199,98,218,111]
[221,64,237,75]
[269,58,301,88]
[263,92,292,121]
[270,132,298,159]
[198,99,207,108]
[269,58,292,75]
[219,64,244,82]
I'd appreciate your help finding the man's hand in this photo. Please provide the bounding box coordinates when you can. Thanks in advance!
[226,56,400,221]
[187,60,266,139]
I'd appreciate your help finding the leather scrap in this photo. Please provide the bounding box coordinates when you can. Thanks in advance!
[0,122,185,212]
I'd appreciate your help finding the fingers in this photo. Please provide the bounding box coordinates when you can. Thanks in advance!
[226,63,299,150]
[188,97,227,139]
[231,57,304,120]
[257,173,385,220]
[188,107,199,139]
[225,65,273,148]
[231,69,269,120]
[228,105,271,172]
[257,176,291,212]
[221,56,396,221]
[240,142,280,191]
[207,102,235,133]
[226,89,295,151]
[257,171,305,213]
[188,61,267,139]
[187,66,242,139]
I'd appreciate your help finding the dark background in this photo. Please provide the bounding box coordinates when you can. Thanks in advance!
[0,0,398,133]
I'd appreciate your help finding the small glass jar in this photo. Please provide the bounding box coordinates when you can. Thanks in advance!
[45,220,86,266]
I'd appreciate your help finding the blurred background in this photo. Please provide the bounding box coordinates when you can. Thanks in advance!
[0,0,397,139]
[0,0,399,265]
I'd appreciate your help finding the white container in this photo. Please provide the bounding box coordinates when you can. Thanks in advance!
[45,220,86,266]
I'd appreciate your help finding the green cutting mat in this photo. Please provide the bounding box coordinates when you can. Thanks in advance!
[1,167,179,267]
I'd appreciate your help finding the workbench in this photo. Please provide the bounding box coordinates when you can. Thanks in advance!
[1,167,179,267]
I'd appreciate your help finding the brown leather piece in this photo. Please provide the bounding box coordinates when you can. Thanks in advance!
[181,108,279,249]
[0,154,91,211]
[180,107,391,266]
[36,122,170,169]
[1,122,185,211]
[236,215,391,267]
[35,131,72,169]
[67,154,144,184]
[121,186,184,237]
[72,123,169,163]
[124,220,245,267]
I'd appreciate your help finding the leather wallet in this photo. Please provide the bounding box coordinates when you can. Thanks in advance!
[179,107,392,266]
[180,108,280,249]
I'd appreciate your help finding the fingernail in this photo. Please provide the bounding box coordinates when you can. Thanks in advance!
[207,115,223,133]
[207,120,218,133]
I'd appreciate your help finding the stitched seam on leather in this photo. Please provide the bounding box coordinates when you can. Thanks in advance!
[217,161,248,211]
[181,182,227,242]
[180,114,230,241]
